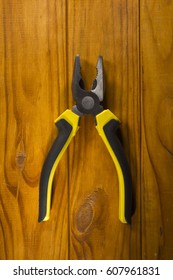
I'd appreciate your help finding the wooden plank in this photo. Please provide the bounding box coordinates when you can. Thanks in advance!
[0,0,68,259]
[67,0,141,259]
[141,0,173,259]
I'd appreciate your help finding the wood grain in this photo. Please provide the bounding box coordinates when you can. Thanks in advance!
[67,0,140,259]
[0,0,68,259]
[3,0,173,260]
[141,0,173,259]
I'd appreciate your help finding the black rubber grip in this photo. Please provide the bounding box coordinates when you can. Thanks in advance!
[103,119,133,224]
[38,119,72,222]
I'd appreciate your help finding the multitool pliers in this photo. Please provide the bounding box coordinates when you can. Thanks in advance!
[39,55,133,224]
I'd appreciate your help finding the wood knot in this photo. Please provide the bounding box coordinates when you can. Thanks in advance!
[75,202,93,233]
[74,188,108,235]
[16,151,26,170]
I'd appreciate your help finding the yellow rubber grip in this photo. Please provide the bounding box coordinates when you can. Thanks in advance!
[96,110,131,224]
[39,110,80,222]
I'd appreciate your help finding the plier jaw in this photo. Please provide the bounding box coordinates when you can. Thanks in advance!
[38,55,133,225]
[72,55,104,116]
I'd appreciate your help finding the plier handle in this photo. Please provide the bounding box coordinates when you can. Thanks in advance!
[38,55,133,224]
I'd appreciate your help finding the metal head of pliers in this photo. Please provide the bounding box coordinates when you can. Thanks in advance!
[72,55,104,116]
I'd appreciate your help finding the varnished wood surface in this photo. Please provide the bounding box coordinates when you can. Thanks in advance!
[67,0,140,260]
[141,0,173,259]
[0,0,69,259]
[0,0,172,260]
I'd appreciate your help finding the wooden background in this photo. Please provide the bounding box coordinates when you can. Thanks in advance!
[0,0,173,260]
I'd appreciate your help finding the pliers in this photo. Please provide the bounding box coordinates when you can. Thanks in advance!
[38,55,133,224]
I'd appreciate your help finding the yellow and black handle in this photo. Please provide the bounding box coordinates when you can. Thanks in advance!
[39,109,132,224]
[96,110,132,224]
[38,110,80,222]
